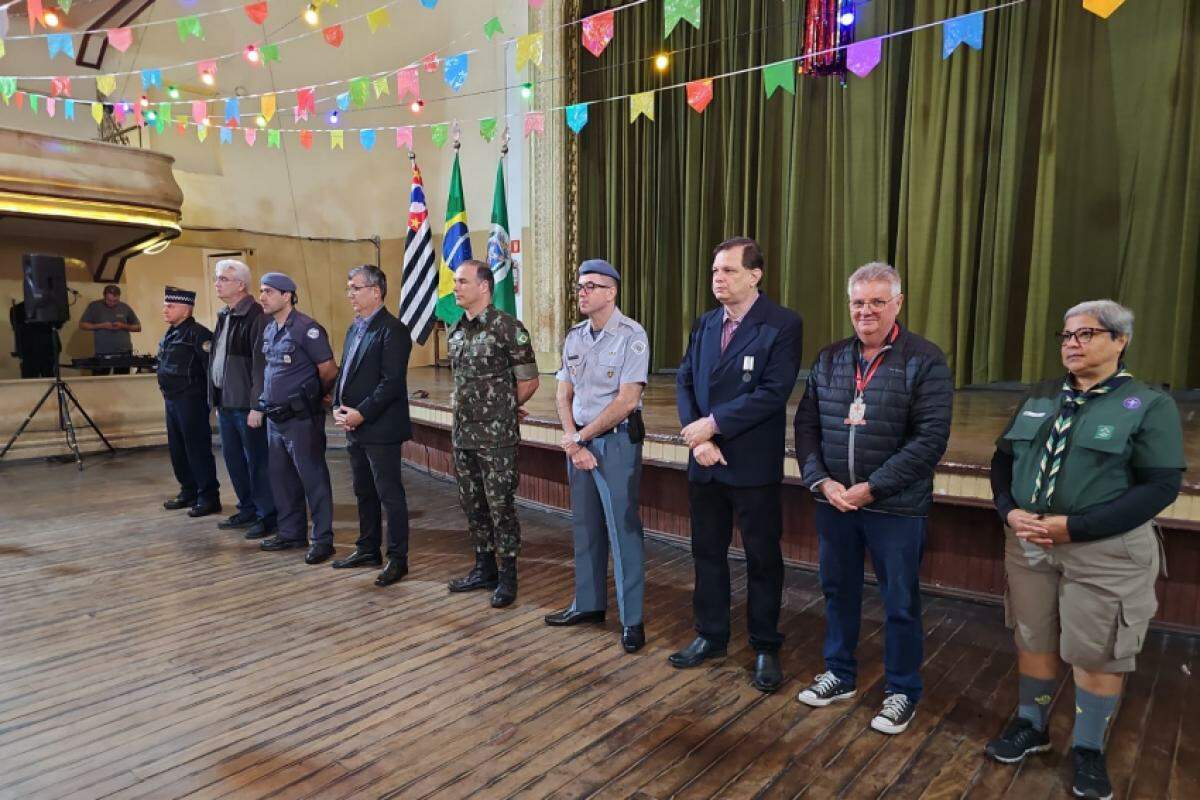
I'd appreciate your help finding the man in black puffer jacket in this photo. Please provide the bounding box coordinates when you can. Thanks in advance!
[794,262,953,737]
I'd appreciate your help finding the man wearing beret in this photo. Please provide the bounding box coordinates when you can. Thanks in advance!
[256,272,340,565]
[547,259,650,653]
[159,286,222,517]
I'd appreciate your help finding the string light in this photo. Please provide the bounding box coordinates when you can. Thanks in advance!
[139,95,149,108]
[200,70,215,86]
[145,109,157,123]
[654,53,670,71]
[520,82,533,100]
[43,10,60,28]
[839,11,856,25]
[244,44,260,64]
[303,4,319,26]
[409,99,424,113]
[255,115,267,127]
[328,109,339,124]
[167,85,180,99]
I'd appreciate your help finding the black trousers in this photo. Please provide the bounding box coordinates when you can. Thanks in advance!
[164,393,219,504]
[348,440,410,559]
[688,481,785,653]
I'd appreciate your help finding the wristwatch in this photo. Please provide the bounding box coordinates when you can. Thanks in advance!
[572,432,584,445]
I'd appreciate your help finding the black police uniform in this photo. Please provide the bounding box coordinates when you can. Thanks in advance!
[158,316,220,510]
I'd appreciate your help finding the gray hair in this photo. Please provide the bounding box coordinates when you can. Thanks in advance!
[348,264,387,300]
[1064,299,1134,343]
[847,262,902,297]
[214,259,252,288]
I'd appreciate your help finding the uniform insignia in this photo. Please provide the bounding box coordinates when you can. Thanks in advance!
[517,332,529,345]
[631,341,647,355]
[307,327,320,340]
[1095,425,1115,440]
[1123,397,1142,410]
[201,341,211,352]
[283,355,292,364]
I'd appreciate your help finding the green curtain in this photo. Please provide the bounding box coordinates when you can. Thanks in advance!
[574,0,1200,388]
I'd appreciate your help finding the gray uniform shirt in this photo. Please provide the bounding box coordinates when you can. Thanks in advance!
[80,300,140,354]
[260,309,334,407]
[556,307,650,426]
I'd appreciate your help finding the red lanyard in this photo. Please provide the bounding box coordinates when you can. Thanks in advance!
[854,324,900,396]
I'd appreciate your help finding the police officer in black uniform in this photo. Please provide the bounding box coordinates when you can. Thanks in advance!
[159,286,222,517]
[255,272,339,565]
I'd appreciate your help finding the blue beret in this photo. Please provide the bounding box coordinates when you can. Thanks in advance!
[260,272,297,293]
[580,259,620,282]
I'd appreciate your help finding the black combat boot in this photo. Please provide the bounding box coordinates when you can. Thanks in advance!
[491,556,518,608]
[447,551,498,592]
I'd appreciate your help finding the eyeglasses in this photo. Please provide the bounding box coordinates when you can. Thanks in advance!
[1056,327,1114,345]
[575,282,616,295]
[214,275,239,284]
[345,283,374,297]
[849,297,897,312]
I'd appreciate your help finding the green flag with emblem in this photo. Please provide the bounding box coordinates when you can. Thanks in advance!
[487,157,517,316]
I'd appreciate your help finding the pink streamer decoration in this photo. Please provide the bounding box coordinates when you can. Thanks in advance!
[581,10,614,57]
[523,111,544,137]
[395,126,414,149]
[396,67,420,100]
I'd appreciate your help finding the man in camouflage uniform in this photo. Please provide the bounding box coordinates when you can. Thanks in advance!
[446,259,540,608]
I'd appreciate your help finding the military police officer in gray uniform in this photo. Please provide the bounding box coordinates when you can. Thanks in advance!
[255,272,340,565]
[546,259,650,653]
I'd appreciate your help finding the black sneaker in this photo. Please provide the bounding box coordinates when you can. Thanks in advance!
[870,693,916,734]
[1071,747,1113,800]
[796,672,856,707]
[985,718,1052,763]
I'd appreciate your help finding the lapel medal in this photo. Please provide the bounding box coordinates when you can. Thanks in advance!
[846,396,867,426]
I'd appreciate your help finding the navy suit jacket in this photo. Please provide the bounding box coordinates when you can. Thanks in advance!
[335,307,413,446]
[676,293,803,486]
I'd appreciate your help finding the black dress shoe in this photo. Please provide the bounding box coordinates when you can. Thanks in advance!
[332,550,383,569]
[622,624,646,653]
[163,495,196,510]
[448,552,498,592]
[375,559,408,587]
[544,608,606,626]
[305,545,335,565]
[243,520,275,540]
[260,535,305,551]
[752,652,783,693]
[668,636,727,669]
[187,500,222,518]
[217,510,257,530]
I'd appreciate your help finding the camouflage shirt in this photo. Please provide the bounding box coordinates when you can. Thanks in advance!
[449,305,539,449]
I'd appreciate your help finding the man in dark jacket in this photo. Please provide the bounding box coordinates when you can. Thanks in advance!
[330,265,414,587]
[669,237,804,694]
[794,262,953,736]
[210,259,276,539]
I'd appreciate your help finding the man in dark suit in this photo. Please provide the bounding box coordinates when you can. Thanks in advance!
[669,237,804,693]
[330,265,414,587]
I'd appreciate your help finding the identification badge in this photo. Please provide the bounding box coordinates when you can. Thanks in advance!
[742,355,755,372]
[845,397,867,426]
[283,355,292,364]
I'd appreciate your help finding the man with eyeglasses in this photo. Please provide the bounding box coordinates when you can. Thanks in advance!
[794,261,953,736]
[329,265,414,587]
[545,259,650,653]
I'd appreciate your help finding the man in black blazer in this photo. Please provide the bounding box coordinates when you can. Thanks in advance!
[670,237,804,693]
[330,265,414,586]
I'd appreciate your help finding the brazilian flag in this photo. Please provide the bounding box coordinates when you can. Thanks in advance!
[435,152,472,325]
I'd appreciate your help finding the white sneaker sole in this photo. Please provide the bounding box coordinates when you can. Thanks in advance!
[988,742,1052,764]
[871,715,913,735]
[1072,787,1113,800]
[797,689,856,708]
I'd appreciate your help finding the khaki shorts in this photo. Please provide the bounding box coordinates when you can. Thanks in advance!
[1003,521,1163,673]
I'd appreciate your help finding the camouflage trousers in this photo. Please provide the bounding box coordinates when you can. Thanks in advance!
[452,445,521,558]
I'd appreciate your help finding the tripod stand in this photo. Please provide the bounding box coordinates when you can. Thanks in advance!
[1,329,115,469]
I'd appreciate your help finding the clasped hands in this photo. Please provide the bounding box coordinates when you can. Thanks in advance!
[332,405,365,432]
[680,415,727,467]
[1007,509,1070,548]
[819,480,875,512]
[561,431,598,471]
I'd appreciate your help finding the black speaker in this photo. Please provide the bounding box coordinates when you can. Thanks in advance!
[22,253,69,325]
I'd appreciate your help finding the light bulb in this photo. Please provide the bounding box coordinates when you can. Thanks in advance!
[145,110,157,123]
[328,110,339,124]
[256,115,266,127]
[139,95,149,108]
[838,11,855,25]
[303,5,319,26]
[168,85,180,99]
[410,99,424,113]
[654,53,670,72]
[520,82,533,100]
[200,71,215,86]
[43,10,60,28]
[202,118,211,127]
[244,44,260,63]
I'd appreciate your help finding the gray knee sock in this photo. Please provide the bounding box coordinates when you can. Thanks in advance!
[1072,686,1120,752]
[1018,675,1057,731]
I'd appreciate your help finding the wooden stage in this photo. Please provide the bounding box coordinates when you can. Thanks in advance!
[2,448,1199,799]
[400,368,1200,630]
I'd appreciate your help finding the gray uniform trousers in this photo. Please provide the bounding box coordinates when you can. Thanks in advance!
[567,428,645,626]
[267,415,334,547]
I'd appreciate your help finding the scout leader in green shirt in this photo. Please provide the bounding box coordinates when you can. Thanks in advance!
[986,299,1185,800]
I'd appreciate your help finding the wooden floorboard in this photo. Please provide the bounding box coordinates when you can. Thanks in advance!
[1,448,1198,799]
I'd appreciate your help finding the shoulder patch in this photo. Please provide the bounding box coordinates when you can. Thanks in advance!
[201,340,211,353]
[307,327,321,340]
[516,331,530,345]
[630,340,647,355]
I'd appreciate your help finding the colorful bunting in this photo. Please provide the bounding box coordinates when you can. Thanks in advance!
[529,0,544,7]
[336,91,350,110]
[158,102,172,125]
[515,33,543,70]
[244,127,257,146]
[1083,0,1126,18]
[359,129,376,150]
[483,16,503,40]
[0,78,14,102]
[479,117,498,142]
[260,43,280,63]
[95,74,116,96]
[349,77,368,108]
[29,94,38,114]
[295,87,315,120]
[64,99,75,120]
[762,61,795,98]
[224,97,239,123]
[191,100,207,124]
[366,7,390,33]
[47,34,74,60]
[59,0,72,12]
[629,91,654,122]
[397,67,420,100]
[91,102,103,124]
[219,126,233,144]
[299,129,313,150]
[268,129,281,148]
[107,27,133,53]
[14,91,24,110]
[260,93,276,121]
[431,123,449,148]
[50,76,71,97]
[581,10,615,57]
[323,25,344,47]
[46,97,56,117]
[177,16,203,42]
[395,126,413,150]
[419,0,437,7]
[372,76,388,99]
[942,12,984,59]
[141,69,162,90]
[523,110,544,136]
[244,1,269,25]
[0,41,5,60]
[566,103,588,133]
[27,0,41,34]
[685,79,713,113]
[0,9,8,40]
[197,60,217,82]
[443,53,468,92]
[197,123,208,142]
[846,37,882,78]
[330,129,344,150]
[664,0,701,38]
[421,52,439,72]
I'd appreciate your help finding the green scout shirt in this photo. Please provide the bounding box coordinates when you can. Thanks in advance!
[448,305,538,449]
[998,377,1185,516]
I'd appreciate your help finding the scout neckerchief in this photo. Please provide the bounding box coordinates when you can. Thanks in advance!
[845,323,900,426]
[1030,366,1133,506]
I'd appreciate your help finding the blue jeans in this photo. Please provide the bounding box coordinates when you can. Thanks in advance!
[815,502,926,703]
[217,408,275,524]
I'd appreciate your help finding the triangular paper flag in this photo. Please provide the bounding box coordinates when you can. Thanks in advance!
[111,100,123,123]
[566,103,588,133]
[0,40,5,60]
[349,77,368,108]
[323,25,343,47]
[762,61,795,98]
[0,77,14,102]
[359,128,376,150]
[529,0,544,7]
[483,16,503,40]
[46,33,74,59]
[0,9,8,39]
[96,74,117,96]
[295,87,314,119]
[28,94,38,114]
[685,79,712,113]
[942,12,984,59]
[224,97,239,122]
[192,100,207,124]
[50,76,70,97]
[430,122,448,148]
[1083,0,1126,18]
[299,129,312,150]
[366,7,390,33]
[629,91,654,122]
[443,53,468,92]
[27,0,41,34]
[260,93,276,121]
[421,52,438,72]
[141,69,161,89]
[176,121,186,135]
[14,91,24,110]
[395,126,413,149]
[479,117,498,142]
[59,0,71,12]
[177,16,203,42]
[581,10,614,57]
[336,91,350,111]
[524,111,544,136]
[91,102,103,123]
[397,67,420,100]
[219,126,233,144]
[663,0,701,38]
[158,101,172,124]
[107,27,133,52]
[371,76,388,99]
[419,0,436,7]
[260,43,280,63]
[515,33,543,70]
[268,129,281,148]
[197,123,208,142]
[244,127,257,146]
[46,97,56,117]
[244,1,269,25]
[330,129,344,149]
[846,37,882,78]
